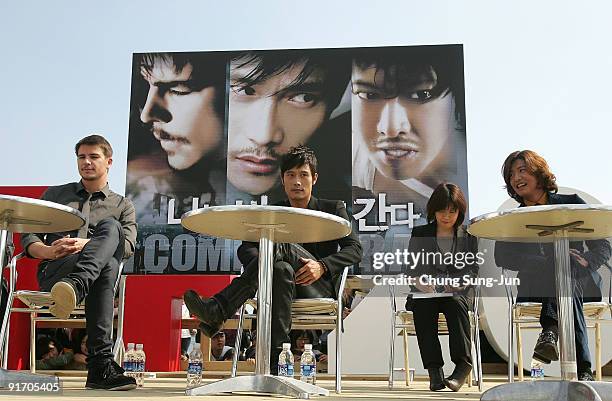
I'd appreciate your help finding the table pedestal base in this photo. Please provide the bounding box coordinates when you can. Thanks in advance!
[481,380,612,401]
[186,374,329,399]
[0,368,59,387]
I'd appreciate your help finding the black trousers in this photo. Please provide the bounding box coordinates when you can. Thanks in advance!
[517,283,592,372]
[214,243,334,370]
[411,296,472,370]
[37,217,124,368]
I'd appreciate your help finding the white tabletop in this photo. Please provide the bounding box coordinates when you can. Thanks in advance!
[181,205,351,243]
[0,194,84,234]
[469,204,612,242]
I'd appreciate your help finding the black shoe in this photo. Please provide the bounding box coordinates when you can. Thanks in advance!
[198,321,223,339]
[86,360,136,390]
[427,368,445,391]
[184,290,225,337]
[533,330,559,364]
[578,370,594,381]
[444,361,472,392]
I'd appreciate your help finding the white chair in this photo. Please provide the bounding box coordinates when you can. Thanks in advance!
[0,252,126,373]
[230,266,350,393]
[388,283,483,391]
[502,267,612,381]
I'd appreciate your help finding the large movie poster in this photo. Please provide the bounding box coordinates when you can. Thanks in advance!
[124,45,467,274]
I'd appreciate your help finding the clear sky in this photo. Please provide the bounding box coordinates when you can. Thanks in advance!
[1,0,611,217]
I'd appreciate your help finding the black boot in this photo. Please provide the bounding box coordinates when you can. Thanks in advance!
[428,368,445,391]
[184,276,256,338]
[183,290,226,338]
[533,330,558,364]
[444,361,472,392]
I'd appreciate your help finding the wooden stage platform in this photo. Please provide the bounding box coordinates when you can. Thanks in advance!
[0,372,540,401]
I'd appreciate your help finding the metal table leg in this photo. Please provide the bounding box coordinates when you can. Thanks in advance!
[553,233,577,380]
[482,226,612,401]
[186,227,329,398]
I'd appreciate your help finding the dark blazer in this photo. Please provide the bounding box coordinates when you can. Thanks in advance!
[407,221,479,296]
[494,193,612,299]
[237,196,363,286]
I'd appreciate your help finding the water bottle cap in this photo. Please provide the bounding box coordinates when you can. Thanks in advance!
[136,343,144,350]
[304,344,312,350]
[282,343,291,349]
[127,343,135,349]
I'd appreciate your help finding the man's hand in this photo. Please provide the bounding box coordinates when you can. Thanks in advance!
[73,353,87,364]
[570,249,589,268]
[49,237,89,258]
[294,257,325,286]
[28,236,91,261]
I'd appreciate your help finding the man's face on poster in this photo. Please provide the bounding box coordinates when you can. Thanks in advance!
[351,62,454,181]
[227,57,329,195]
[140,57,223,171]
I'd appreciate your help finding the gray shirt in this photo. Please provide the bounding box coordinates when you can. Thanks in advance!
[21,181,137,260]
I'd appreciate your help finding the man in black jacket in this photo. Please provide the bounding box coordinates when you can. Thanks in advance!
[184,145,362,371]
[494,150,611,381]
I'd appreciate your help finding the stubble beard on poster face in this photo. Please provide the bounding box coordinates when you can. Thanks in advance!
[228,146,284,194]
[150,126,196,170]
[372,136,422,180]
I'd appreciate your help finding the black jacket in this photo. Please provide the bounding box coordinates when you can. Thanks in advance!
[494,193,612,299]
[237,196,363,283]
[407,221,479,295]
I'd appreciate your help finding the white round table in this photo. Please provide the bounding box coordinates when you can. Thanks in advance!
[182,205,351,399]
[470,204,612,401]
[0,194,84,388]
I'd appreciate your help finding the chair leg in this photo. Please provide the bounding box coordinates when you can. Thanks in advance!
[335,313,342,394]
[508,308,515,383]
[475,323,483,392]
[30,313,36,374]
[231,305,245,378]
[467,323,478,387]
[402,329,410,387]
[388,314,396,389]
[516,323,523,381]
[113,275,127,365]
[595,321,602,381]
[0,291,15,369]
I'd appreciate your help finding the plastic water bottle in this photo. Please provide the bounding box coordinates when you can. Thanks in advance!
[123,343,135,379]
[134,343,146,387]
[186,348,203,388]
[530,358,544,380]
[300,344,316,384]
[277,343,294,378]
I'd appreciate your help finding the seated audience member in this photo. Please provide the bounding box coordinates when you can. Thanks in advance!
[181,303,195,358]
[291,330,328,363]
[244,331,257,362]
[35,336,74,370]
[184,146,362,373]
[210,331,235,361]
[494,150,611,381]
[406,183,478,392]
[67,329,88,370]
[21,135,137,390]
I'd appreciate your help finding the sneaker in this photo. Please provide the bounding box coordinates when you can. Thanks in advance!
[578,370,594,381]
[533,330,558,364]
[86,360,136,390]
[49,281,77,319]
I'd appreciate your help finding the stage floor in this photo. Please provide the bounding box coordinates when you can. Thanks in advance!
[0,374,515,401]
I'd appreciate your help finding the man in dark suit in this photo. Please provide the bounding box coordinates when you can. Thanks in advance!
[184,145,362,371]
[494,150,611,381]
